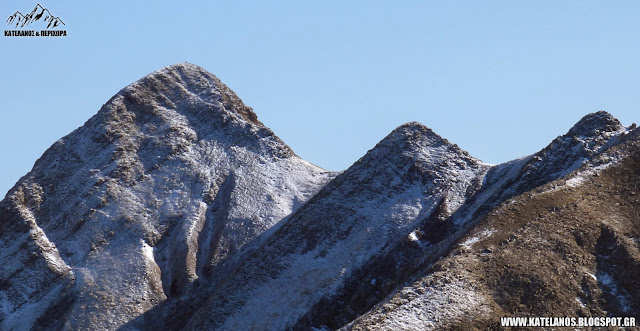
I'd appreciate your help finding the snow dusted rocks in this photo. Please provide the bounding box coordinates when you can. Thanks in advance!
[0,63,335,330]
[289,112,636,330]
[1,62,639,330]
[347,125,640,330]
[184,122,489,330]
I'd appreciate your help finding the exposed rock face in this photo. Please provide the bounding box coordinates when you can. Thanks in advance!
[1,63,638,330]
[0,63,335,330]
[184,122,489,330]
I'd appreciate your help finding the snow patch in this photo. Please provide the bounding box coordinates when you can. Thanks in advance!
[408,231,419,242]
[16,203,73,277]
[453,155,531,226]
[596,270,632,313]
[348,273,490,330]
[576,296,587,308]
[565,176,586,188]
[142,240,155,263]
[564,158,621,189]
[460,229,495,249]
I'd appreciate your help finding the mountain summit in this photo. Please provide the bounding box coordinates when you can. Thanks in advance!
[1,64,638,330]
[0,63,334,330]
[120,63,262,126]
[567,110,623,138]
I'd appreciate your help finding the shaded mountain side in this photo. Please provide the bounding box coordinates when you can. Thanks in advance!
[346,125,640,330]
[0,63,335,330]
[181,122,489,330]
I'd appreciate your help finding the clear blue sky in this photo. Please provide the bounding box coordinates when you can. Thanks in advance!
[1,1,639,197]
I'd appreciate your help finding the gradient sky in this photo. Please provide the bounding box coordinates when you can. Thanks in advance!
[1,1,639,197]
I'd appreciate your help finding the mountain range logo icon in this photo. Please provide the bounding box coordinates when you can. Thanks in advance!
[6,4,65,29]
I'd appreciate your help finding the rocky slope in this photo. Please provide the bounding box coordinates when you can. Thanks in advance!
[0,63,335,330]
[347,119,640,330]
[182,111,637,331]
[182,122,489,330]
[1,63,638,330]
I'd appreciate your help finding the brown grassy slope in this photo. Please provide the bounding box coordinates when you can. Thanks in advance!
[348,132,640,331]
[449,135,640,329]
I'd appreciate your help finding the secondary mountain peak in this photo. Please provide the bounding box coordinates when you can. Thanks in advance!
[375,121,481,169]
[567,110,623,138]
[182,120,490,330]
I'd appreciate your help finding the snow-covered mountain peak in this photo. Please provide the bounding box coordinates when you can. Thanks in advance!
[566,110,623,138]
[383,121,443,144]
[531,110,626,167]
[0,64,335,330]
[122,62,261,124]
[88,63,295,161]
[466,111,629,218]
[378,121,470,154]
[370,121,483,174]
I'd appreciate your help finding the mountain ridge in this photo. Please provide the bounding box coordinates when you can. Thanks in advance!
[284,111,635,330]
[346,125,640,330]
[1,63,638,330]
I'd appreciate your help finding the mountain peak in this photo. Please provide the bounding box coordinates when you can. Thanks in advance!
[117,62,262,126]
[87,63,298,162]
[397,121,429,131]
[566,110,623,138]
[151,62,214,82]
[378,121,479,164]
[383,122,443,146]
[0,63,333,330]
